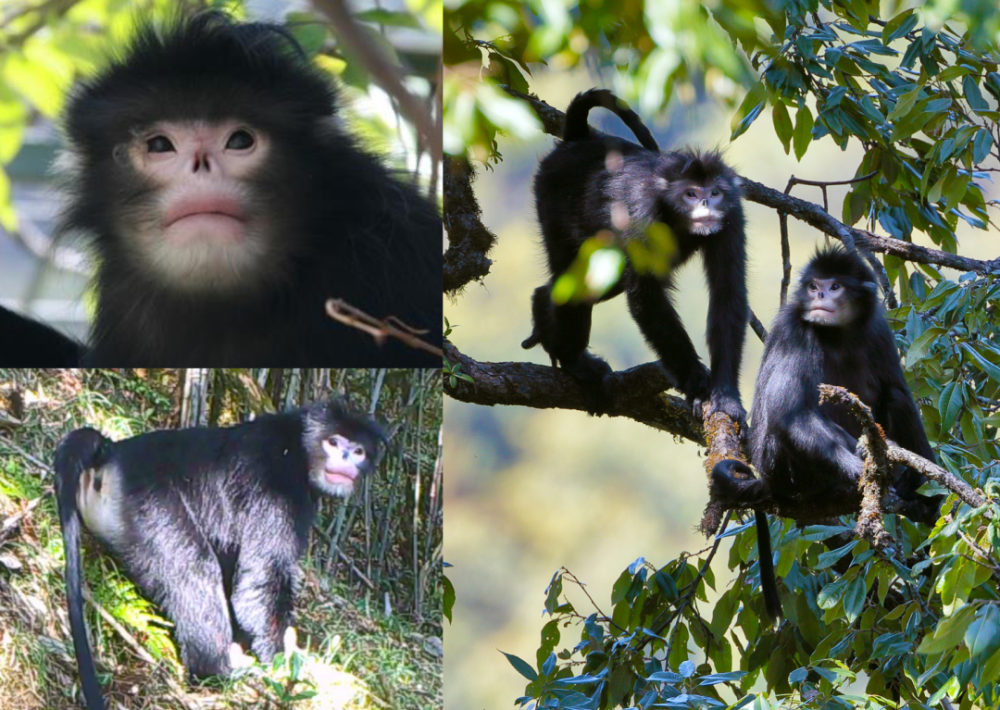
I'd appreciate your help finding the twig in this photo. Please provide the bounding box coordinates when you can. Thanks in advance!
[336,548,375,589]
[325,299,442,357]
[818,385,893,551]
[886,446,990,516]
[311,0,440,162]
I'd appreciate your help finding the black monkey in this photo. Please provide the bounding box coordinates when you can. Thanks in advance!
[712,246,941,620]
[0,305,82,366]
[55,400,383,710]
[524,89,748,420]
[2,12,441,366]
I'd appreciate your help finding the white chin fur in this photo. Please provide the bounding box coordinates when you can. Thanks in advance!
[690,221,721,235]
[804,310,844,326]
[137,226,269,292]
[311,471,355,498]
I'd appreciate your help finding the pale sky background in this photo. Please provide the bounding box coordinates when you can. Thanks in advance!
[443,67,1000,710]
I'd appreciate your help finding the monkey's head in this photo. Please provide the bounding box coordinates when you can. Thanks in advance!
[658,150,742,236]
[796,246,878,327]
[304,401,385,498]
[59,12,337,294]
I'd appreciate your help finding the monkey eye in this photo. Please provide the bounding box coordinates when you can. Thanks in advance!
[830,283,841,291]
[711,189,720,197]
[686,190,697,198]
[226,129,255,150]
[146,135,175,153]
[809,282,818,291]
[353,447,365,457]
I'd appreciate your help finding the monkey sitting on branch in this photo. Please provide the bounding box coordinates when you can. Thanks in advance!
[711,246,942,621]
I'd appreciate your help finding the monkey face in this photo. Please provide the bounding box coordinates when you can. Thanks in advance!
[316,434,370,497]
[801,277,858,326]
[117,119,280,293]
[304,403,383,498]
[672,180,729,236]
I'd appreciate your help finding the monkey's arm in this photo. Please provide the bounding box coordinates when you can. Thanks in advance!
[701,227,748,422]
[624,271,710,405]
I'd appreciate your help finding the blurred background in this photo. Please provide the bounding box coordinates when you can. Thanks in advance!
[443,59,1000,710]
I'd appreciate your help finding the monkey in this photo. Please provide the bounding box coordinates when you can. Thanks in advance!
[0,304,82,366]
[711,246,941,621]
[523,89,748,421]
[0,12,441,366]
[55,400,384,710]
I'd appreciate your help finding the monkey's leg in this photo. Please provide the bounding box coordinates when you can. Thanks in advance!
[625,274,709,404]
[133,535,233,678]
[231,556,296,663]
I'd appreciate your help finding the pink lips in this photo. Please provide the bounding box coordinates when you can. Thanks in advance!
[164,197,246,228]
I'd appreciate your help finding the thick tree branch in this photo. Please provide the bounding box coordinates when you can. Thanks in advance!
[443,155,496,293]
[444,342,703,441]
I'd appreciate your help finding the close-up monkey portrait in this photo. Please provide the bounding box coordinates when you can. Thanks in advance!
[0,369,443,710]
[0,6,441,366]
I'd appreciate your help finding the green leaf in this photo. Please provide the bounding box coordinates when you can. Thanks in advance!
[816,540,859,570]
[501,651,538,680]
[794,106,814,160]
[772,102,793,154]
[842,575,867,623]
[965,604,1000,659]
[443,575,455,623]
[937,381,965,433]
[973,128,995,164]
[731,81,766,141]
[961,343,1000,384]
[918,604,977,654]
[883,9,918,44]
[906,327,946,362]
[963,75,989,112]
[355,9,422,28]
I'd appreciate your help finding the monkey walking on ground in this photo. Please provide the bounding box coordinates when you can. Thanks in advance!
[523,88,749,422]
[1,12,441,366]
[55,400,384,710]
[712,246,941,621]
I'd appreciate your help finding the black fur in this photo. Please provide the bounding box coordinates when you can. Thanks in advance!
[55,401,383,710]
[524,89,748,420]
[27,12,441,366]
[712,246,941,621]
[0,305,82,365]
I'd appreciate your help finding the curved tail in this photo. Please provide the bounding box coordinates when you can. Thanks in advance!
[563,88,659,151]
[55,428,110,710]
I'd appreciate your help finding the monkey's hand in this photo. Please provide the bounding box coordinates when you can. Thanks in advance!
[707,390,747,428]
[681,365,712,413]
[709,459,769,507]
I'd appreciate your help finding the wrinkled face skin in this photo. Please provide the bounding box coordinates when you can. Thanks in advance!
[802,277,857,326]
[315,434,372,498]
[118,119,273,292]
[675,180,727,236]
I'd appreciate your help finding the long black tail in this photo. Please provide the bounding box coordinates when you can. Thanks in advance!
[563,88,659,151]
[55,428,110,710]
[710,459,782,621]
[0,305,83,366]
[755,510,782,621]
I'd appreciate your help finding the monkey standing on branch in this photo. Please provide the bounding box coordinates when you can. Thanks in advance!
[0,12,441,366]
[55,401,384,710]
[523,88,749,422]
[712,246,941,621]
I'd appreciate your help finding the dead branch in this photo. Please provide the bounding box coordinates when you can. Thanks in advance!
[325,299,442,357]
